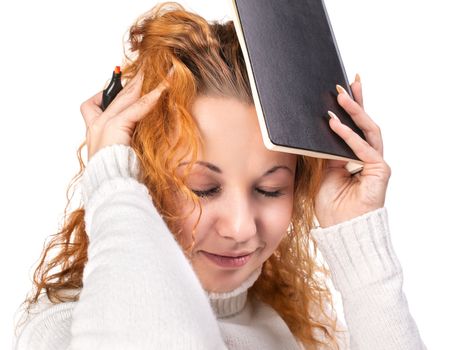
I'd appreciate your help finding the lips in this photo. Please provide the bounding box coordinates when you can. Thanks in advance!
[201,250,255,268]
[209,251,254,258]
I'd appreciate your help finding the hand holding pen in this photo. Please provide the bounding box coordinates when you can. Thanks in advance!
[79,68,171,161]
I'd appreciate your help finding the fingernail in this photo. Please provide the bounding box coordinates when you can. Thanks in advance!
[336,84,348,96]
[167,67,174,78]
[155,82,167,91]
[126,70,143,86]
[355,73,361,83]
[328,110,341,122]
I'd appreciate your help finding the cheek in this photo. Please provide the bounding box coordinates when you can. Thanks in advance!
[174,197,216,253]
[171,193,202,252]
[259,197,294,247]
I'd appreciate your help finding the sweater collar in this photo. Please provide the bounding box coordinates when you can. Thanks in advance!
[205,266,262,318]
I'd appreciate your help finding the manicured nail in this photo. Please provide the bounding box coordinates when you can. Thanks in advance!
[355,73,361,83]
[336,84,348,96]
[328,110,341,122]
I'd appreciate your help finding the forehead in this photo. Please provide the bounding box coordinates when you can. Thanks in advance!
[191,95,259,144]
[190,95,295,169]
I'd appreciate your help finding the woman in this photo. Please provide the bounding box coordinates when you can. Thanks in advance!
[13,2,426,349]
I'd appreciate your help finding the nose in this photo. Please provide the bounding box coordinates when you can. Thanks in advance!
[215,190,257,244]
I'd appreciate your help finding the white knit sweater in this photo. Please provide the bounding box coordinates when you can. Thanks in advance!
[13,144,426,349]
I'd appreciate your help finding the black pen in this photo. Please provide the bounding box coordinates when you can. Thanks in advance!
[101,66,123,111]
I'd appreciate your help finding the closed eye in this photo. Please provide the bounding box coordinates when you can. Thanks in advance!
[192,187,221,198]
[192,187,284,198]
[255,188,283,197]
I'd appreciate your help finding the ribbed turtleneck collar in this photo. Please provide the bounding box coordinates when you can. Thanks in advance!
[205,266,262,319]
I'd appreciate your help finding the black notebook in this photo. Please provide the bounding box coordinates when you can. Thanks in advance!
[230,0,366,174]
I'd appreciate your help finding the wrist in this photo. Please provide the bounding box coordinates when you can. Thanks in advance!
[80,144,140,205]
[316,205,385,228]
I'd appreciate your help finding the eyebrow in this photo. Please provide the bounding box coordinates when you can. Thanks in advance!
[178,161,293,177]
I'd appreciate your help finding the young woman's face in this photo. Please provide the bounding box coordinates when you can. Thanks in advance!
[175,95,297,293]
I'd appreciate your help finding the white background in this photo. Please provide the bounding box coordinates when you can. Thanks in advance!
[1,0,458,348]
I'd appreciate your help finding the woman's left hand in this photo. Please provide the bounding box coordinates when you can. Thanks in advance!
[314,74,391,228]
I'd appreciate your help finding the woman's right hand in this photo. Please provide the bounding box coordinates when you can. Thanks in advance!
[79,69,170,161]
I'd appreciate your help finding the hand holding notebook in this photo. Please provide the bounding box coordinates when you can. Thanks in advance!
[314,75,391,228]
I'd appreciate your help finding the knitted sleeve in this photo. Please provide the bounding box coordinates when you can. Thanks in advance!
[310,208,427,350]
[68,144,227,350]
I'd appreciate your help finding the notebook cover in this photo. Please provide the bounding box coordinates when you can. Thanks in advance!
[231,0,366,164]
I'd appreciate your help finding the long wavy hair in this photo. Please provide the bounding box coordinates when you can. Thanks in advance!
[17,2,343,348]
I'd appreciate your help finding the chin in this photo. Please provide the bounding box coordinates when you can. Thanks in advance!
[195,259,256,293]
[203,278,243,294]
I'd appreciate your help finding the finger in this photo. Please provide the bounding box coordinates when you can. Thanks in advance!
[336,84,374,133]
[115,82,168,124]
[80,69,144,128]
[350,73,363,108]
[80,91,103,127]
[107,68,173,118]
[336,84,384,156]
[103,70,144,116]
[328,111,383,164]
